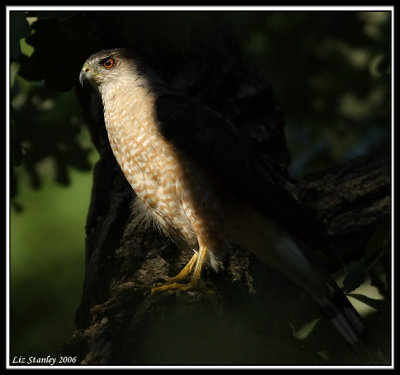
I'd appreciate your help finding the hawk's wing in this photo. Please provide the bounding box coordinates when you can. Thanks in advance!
[154,92,326,252]
[154,92,386,364]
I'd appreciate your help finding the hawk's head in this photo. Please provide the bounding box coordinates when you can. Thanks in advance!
[79,48,153,92]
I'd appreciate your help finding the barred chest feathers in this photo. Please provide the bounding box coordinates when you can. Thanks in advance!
[100,84,203,248]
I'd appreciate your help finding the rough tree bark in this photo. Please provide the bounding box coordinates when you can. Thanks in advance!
[64,29,390,365]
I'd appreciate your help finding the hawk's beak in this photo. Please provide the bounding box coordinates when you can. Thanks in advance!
[79,63,92,86]
[79,70,86,86]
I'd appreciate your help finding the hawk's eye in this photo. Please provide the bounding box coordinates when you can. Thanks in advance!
[102,58,115,69]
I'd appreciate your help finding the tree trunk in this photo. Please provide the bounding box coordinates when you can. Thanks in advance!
[64,30,390,365]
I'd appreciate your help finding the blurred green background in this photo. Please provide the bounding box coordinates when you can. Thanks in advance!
[9,10,391,363]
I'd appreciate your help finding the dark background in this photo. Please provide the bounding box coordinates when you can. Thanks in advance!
[9,10,391,363]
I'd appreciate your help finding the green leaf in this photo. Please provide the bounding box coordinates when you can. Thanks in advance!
[363,218,391,260]
[347,293,386,312]
[291,318,320,341]
[342,260,366,293]
[10,12,31,60]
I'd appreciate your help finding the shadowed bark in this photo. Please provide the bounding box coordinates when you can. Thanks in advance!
[64,30,390,365]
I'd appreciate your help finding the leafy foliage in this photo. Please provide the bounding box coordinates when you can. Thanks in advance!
[10,13,100,208]
[348,294,387,312]
[231,12,391,176]
[10,12,31,60]
[343,217,391,294]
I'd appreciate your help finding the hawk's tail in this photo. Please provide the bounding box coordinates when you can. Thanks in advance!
[314,281,386,364]
[227,207,386,364]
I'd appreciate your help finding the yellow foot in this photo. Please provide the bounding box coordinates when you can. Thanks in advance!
[151,280,199,294]
[156,251,198,286]
[151,246,208,294]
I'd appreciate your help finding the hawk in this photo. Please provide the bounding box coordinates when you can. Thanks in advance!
[79,48,384,363]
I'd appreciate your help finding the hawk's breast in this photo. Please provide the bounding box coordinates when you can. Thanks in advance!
[103,85,199,245]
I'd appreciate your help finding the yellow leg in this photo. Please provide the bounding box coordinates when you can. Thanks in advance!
[151,246,207,293]
[158,251,198,285]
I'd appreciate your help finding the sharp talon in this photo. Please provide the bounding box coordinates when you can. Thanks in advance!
[150,246,207,294]
[151,281,199,294]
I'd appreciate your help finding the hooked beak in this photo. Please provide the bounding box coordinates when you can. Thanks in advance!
[79,63,92,86]
[79,70,86,86]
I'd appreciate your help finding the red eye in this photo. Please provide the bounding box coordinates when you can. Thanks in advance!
[103,58,115,69]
